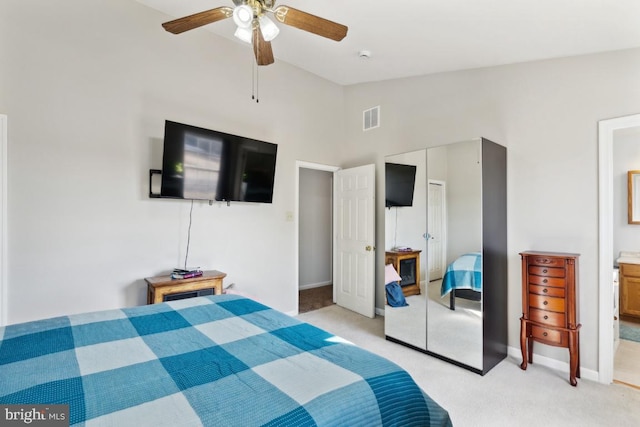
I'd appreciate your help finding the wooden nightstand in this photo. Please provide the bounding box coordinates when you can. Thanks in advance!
[145,270,226,304]
[385,250,421,296]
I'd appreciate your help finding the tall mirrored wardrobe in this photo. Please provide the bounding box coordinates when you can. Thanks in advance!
[384,138,507,375]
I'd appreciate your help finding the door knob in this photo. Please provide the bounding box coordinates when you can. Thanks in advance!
[365,245,373,251]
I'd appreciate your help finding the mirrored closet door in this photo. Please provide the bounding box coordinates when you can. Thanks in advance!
[384,149,428,350]
[384,138,507,375]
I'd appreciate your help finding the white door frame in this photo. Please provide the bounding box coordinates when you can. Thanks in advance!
[0,114,7,326]
[598,113,640,384]
[295,161,340,314]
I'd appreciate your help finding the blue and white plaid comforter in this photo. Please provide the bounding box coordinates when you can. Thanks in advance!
[441,252,482,297]
[0,294,451,426]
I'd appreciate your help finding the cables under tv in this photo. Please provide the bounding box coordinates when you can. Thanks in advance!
[183,199,194,271]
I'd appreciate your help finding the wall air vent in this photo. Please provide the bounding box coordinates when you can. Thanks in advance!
[363,106,380,131]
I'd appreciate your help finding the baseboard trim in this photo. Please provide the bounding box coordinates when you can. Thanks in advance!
[507,346,598,382]
[299,281,332,291]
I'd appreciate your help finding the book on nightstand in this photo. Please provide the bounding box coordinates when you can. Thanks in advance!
[171,268,203,280]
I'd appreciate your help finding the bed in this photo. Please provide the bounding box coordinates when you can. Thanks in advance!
[441,252,482,310]
[0,294,452,426]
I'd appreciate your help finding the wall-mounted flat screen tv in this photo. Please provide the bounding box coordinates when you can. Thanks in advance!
[161,120,277,203]
[385,162,416,207]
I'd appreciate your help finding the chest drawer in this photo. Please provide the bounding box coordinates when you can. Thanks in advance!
[529,266,565,278]
[530,307,566,327]
[529,294,565,313]
[529,275,565,288]
[529,284,565,298]
[531,325,567,346]
[529,256,566,268]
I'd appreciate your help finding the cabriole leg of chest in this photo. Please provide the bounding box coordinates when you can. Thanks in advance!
[568,330,578,386]
[519,317,529,370]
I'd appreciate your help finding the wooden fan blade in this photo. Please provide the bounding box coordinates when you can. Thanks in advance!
[162,7,233,34]
[273,6,348,41]
[253,27,275,66]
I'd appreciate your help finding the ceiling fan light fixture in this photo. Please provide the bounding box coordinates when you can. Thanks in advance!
[162,3,349,70]
[234,26,252,44]
[259,15,279,42]
[232,5,253,29]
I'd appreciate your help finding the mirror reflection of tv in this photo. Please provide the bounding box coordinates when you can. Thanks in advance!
[161,120,277,203]
[385,163,416,207]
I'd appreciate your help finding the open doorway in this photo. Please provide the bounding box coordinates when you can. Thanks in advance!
[296,162,338,314]
[598,113,640,385]
[611,125,640,388]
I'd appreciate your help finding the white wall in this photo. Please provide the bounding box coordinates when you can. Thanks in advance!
[342,48,640,373]
[4,0,640,376]
[299,168,332,289]
[613,127,640,260]
[0,115,6,325]
[0,0,345,323]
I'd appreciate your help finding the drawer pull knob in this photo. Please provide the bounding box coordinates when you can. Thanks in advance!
[543,269,548,273]
[543,301,548,306]
[543,279,548,283]
[543,332,548,337]
[544,315,549,320]
[543,288,548,293]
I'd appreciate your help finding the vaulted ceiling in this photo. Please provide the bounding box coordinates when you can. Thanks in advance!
[137,0,640,85]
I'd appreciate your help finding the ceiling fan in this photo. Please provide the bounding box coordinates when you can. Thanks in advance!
[162,0,348,66]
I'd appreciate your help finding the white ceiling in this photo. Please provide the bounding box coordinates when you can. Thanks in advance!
[137,0,640,86]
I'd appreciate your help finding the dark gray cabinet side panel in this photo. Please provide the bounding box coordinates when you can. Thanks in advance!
[481,138,508,374]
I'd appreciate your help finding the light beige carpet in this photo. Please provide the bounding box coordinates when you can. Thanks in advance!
[298,304,640,427]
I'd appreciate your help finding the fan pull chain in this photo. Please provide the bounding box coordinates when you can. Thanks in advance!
[252,44,259,103]
[256,63,260,104]
[251,62,259,103]
[251,56,256,100]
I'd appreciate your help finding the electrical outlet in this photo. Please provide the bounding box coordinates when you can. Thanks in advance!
[285,211,294,222]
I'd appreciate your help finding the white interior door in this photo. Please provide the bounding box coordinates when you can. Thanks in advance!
[428,180,446,281]
[334,164,376,318]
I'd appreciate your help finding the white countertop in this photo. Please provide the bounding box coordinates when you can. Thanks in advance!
[617,251,640,265]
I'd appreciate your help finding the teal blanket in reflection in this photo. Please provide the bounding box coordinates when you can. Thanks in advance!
[441,252,482,297]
